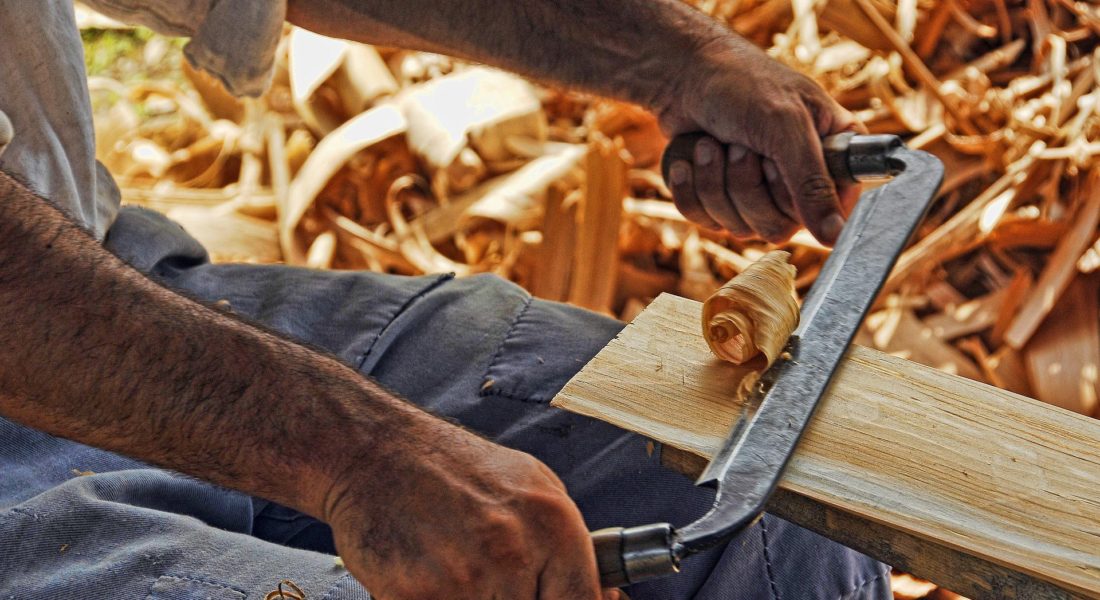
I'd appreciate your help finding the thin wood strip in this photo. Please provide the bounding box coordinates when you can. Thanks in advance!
[884,155,1033,296]
[568,136,628,313]
[852,0,978,135]
[529,184,577,302]
[1005,170,1100,349]
[1023,275,1100,415]
[922,286,1007,340]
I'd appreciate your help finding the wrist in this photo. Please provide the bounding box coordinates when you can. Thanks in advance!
[648,23,757,129]
[312,385,440,522]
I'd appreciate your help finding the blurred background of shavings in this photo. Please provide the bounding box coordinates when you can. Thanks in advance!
[77,1,1100,598]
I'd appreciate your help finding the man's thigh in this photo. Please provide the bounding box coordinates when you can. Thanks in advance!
[110,206,891,600]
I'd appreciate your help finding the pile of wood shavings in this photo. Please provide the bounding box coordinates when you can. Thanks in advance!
[80,2,1100,597]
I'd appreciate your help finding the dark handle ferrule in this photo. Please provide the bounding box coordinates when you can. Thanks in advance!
[659,132,903,186]
[592,523,679,589]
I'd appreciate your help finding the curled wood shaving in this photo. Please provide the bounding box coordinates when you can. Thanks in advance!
[702,250,799,368]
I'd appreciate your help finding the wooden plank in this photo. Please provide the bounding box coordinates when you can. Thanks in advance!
[553,294,1100,599]
[568,136,628,313]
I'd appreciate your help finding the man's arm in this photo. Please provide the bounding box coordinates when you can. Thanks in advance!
[287,0,859,245]
[0,172,604,600]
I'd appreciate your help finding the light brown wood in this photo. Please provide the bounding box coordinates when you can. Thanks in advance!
[529,184,577,302]
[922,287,1007,340]
[956,338,1033,398]
[414,142,585,245]
[884,158,1031,297]
[678,231,722,302]
[396,66,546,196]
[865,304,984,381]
[818,0,896,51]
[167,206,280,264]
[1024,275,1100,416]
[553,294,1100,599]
[568,136,629,313]
[305,231,337,270]
[702,250,799,367]
[282,105,408,265]
[1006,171,1100,349]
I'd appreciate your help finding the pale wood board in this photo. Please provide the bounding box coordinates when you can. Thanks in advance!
[552,294,1100,599]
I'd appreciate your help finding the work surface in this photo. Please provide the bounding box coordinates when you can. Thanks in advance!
[552,294,1100,599]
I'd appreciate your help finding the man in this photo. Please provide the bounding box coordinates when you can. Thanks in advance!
[0,1,889,598]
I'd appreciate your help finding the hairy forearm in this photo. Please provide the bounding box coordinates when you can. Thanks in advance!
[0,172,431,518]
[287,0,734,111]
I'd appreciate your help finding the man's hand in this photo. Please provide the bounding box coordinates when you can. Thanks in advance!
[0,172,614,599]
[288,1,858,246]
[658,37,861,246]
[323,421,614,600]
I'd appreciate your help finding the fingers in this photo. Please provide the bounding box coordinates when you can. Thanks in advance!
[665,124,850,245]
[692,138,753,237]
[725,148,799,243]
[536,507,604,600]
[668,136,795,241]
[668,158,721,231]
[774,112,847,245]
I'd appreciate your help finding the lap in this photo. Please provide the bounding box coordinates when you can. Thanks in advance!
[0,206,889,599]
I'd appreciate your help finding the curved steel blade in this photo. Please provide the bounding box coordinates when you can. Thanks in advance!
[677,147,944,554]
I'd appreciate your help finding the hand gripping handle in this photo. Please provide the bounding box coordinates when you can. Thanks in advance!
[659,131,904,186]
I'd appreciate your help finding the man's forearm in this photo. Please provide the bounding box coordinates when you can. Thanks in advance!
[287,0,731,111]
[0,172,430,518]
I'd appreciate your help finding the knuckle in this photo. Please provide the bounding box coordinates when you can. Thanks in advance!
[480,511,534,567]
[760,100,799,122]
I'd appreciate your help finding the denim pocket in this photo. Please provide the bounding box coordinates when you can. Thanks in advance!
[147,575,245,600]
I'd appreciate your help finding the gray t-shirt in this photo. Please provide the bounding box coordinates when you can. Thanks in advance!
[0,0,284,239]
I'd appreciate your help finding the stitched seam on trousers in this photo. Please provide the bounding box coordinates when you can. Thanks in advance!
[148,574,247,598]
[318,573,361,600]
[759,518,782,600]
[478,293,534,398]
[355,273,455,371]
[837,569,890,600]
[479,389,548,404]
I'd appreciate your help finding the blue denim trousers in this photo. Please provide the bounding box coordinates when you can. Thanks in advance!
[0,207,892,599]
